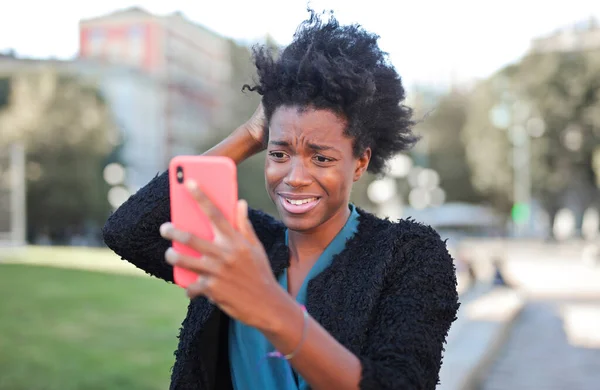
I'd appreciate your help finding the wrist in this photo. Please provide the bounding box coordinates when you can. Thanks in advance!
[230,125,262,157]
[242,122,266,151]
[257,285,301,336]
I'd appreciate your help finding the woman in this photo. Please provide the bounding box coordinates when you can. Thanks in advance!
[103,10,459,390]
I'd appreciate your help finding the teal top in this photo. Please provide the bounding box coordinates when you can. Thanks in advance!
[229,204,360,390]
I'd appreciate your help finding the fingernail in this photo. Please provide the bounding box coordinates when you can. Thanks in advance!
[165,248,179,264]
[160,223,190,243]
[186,180,198,192]
[238,199,248,217]
[160,223,173,238]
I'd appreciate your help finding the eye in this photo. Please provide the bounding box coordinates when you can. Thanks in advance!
[268,151,288,161]
[314,155,334,163]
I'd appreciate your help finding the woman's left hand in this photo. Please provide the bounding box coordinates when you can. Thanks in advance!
[159,180,283,331]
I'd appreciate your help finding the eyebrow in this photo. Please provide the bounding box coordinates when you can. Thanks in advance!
[269,140,290,147]
[269,140,340,153]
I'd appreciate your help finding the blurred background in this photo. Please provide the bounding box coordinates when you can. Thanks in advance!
[1,1,600,389]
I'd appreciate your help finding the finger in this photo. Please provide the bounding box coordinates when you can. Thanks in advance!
[165,248,224,275]
[186,180,236,237]
[160,222,221,258]
[236,199,249,236]
[236,199,260,245]
[187,275,214,300]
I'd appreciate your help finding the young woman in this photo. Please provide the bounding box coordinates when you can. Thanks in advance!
[103,10,459,390]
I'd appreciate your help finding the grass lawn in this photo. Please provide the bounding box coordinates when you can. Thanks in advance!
[0,252,189,390]
[1,246,149,276]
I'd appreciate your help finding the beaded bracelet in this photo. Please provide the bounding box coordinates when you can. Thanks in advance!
[267,305,308,360]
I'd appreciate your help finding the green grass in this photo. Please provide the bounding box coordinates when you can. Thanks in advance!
[0,259,188,390]
[2,246,148,276]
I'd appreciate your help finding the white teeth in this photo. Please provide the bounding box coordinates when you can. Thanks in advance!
[285,197,317,205]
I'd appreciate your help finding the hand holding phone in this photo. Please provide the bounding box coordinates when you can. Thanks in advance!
[168,156,238,288]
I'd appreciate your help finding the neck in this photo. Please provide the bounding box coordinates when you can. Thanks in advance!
[287,205,351,264]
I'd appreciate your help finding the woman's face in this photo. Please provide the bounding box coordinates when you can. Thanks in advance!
[265,105,370,232]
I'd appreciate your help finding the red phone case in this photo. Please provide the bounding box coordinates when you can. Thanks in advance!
[168,156,238,288]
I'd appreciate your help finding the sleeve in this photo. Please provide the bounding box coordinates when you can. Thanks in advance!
[358,232,460,390]
[102,171,174,282]
[101,170,282,282]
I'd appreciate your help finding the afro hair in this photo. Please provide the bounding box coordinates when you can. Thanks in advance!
[243,9,418,174]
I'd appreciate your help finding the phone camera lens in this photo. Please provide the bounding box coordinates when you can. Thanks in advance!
[176,166,184,183]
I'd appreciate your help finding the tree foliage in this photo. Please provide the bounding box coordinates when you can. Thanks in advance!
[414,90,482,204]
[0,77,10,109]
[462,50,600,213]
[0,70,117,241]
[198,39,286,215]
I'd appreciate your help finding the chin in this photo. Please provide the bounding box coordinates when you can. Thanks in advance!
[279,214,320,232]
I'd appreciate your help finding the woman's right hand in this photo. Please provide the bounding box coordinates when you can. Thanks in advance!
[245,102,267,149]
[204,102,267,163]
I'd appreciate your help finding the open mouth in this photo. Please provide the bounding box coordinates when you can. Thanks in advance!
[285,197,318,205]
[278,195,321,214]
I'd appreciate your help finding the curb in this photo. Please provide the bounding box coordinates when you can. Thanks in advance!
[438,287,525,390]
[459,294,524,390]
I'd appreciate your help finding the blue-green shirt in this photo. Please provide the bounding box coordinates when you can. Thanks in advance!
[229,205,360,390]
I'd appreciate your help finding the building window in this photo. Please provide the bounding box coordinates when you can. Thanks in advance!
[128,26,146,65]
[128,25,145,39]
[87,28,106,57]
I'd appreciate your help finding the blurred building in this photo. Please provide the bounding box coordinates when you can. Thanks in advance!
[0,7,249,208]
[78,6,233,186]
[530,17,600,53]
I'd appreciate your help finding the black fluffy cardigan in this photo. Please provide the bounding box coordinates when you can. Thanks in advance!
[102,171,459,390]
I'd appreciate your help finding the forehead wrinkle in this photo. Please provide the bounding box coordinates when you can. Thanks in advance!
[269,106,348,151]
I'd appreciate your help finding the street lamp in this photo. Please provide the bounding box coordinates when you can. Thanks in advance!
[367,178,397,204]
[103,163,126,186]
[387,154,413,178]
[108,186,130,209]
[582,207,599,241]
[367,153,446,219]
[553,208,576,241]
[489,98,541,237]
[367,153,413,220]
[509,121,532,237]
[103,162,129,209]
[367,177,404,220]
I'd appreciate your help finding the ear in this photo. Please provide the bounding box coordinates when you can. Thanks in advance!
[353,148,371,182]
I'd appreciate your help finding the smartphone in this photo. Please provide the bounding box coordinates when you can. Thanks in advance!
[168,156,238,288]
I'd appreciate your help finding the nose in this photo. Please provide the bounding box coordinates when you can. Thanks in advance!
[283,158,312,188]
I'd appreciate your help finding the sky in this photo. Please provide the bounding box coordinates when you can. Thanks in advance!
[1,0,599,87]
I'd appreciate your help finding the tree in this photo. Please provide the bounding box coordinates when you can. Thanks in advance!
[462,50,600,217]
[461,78,514,211]
[0,70,117,242]
[413,90,482,204]
[0,77,10,109]
[205,38,279,215]
[518,51,600,218]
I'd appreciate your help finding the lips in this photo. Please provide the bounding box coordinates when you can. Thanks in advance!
[277,193,321,215]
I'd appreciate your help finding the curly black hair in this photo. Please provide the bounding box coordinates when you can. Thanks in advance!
[243,9,417,174]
